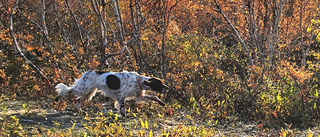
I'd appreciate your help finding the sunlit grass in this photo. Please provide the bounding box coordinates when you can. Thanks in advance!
[1,94,320,136]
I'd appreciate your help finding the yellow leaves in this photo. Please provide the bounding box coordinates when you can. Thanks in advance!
[194,61,200,67]
[308,128,313,137]
[278,44,287,49]
[145,120,149,129]
[22,103,26,109]
[157,113,163,118]
[317,34,320,42]
[99,5,103,12]
[276,93,281,102]
[139,118,144,128]
[138,118,149,129]
[34,85,40,91]
[307,27,312,33]
[141,35,149,41]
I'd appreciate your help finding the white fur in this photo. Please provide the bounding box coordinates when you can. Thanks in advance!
[55,83,71,96]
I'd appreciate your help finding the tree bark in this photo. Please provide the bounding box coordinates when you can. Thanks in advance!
[268,0,284,68]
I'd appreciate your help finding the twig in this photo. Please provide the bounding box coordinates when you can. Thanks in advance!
[9,0,51,85]
[65,0,84,43]
[213,0,253,66]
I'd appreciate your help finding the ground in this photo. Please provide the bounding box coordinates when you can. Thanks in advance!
[0,100,319,136]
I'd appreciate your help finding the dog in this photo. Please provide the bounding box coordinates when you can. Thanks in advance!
[55,70,169,116]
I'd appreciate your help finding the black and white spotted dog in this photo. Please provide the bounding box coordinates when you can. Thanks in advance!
[55,70,169,116]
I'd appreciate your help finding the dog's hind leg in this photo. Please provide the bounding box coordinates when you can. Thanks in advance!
[84,88,98,102]
[74,88,98,113]
[114,97,126,117]
[75,98,83,112]
[119,97,126,117]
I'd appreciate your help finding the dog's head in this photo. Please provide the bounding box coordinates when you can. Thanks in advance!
[143,78,169,94]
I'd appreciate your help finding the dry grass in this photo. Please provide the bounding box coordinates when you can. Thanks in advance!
[1,97,320,136]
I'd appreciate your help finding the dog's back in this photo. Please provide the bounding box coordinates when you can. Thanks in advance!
[94,71,142,99]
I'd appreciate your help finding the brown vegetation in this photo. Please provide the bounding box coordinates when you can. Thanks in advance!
[1,0,320,135]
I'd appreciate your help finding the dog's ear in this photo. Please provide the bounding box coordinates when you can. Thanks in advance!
[106,75,120,90]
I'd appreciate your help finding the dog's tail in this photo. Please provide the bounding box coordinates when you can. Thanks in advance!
[55,83,72,101]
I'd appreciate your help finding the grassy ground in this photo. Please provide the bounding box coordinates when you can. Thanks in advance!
[1,98,320,136]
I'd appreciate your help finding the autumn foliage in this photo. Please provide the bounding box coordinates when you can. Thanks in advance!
[1,0,320,129]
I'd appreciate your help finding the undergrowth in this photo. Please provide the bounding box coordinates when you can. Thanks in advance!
[1,34,320,136]
[0,94,220,136]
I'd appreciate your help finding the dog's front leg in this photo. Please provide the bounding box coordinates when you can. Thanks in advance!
[116,97,126,117]
[138,95,165,106]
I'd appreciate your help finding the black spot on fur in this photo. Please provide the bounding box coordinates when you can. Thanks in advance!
[95,71,108,75]
[106,75,120,90]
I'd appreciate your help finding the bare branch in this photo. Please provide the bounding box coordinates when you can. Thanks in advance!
[16,8,55,53]
[213,0,253,66]
[65,0,84,43]
[111,0,129,54]
[129,0,155,74]
[98,0,133,68]
[9,0,51,85]
[160,0,179,78]
[267,0,285,66]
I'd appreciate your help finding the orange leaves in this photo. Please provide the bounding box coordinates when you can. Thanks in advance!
[194,61,200,67]
[280,60,313,84]
[78,47,84,55]
[167,20,181,36]
[0,26,10,41]
[166,107,174,117]
[272,110,278,118]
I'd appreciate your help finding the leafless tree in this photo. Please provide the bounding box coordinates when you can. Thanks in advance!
[9,0,50,84]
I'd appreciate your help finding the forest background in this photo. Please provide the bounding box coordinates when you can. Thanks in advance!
[1,0,320,136]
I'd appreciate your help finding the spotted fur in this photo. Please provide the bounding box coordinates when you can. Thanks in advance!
[55,70,169,116]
